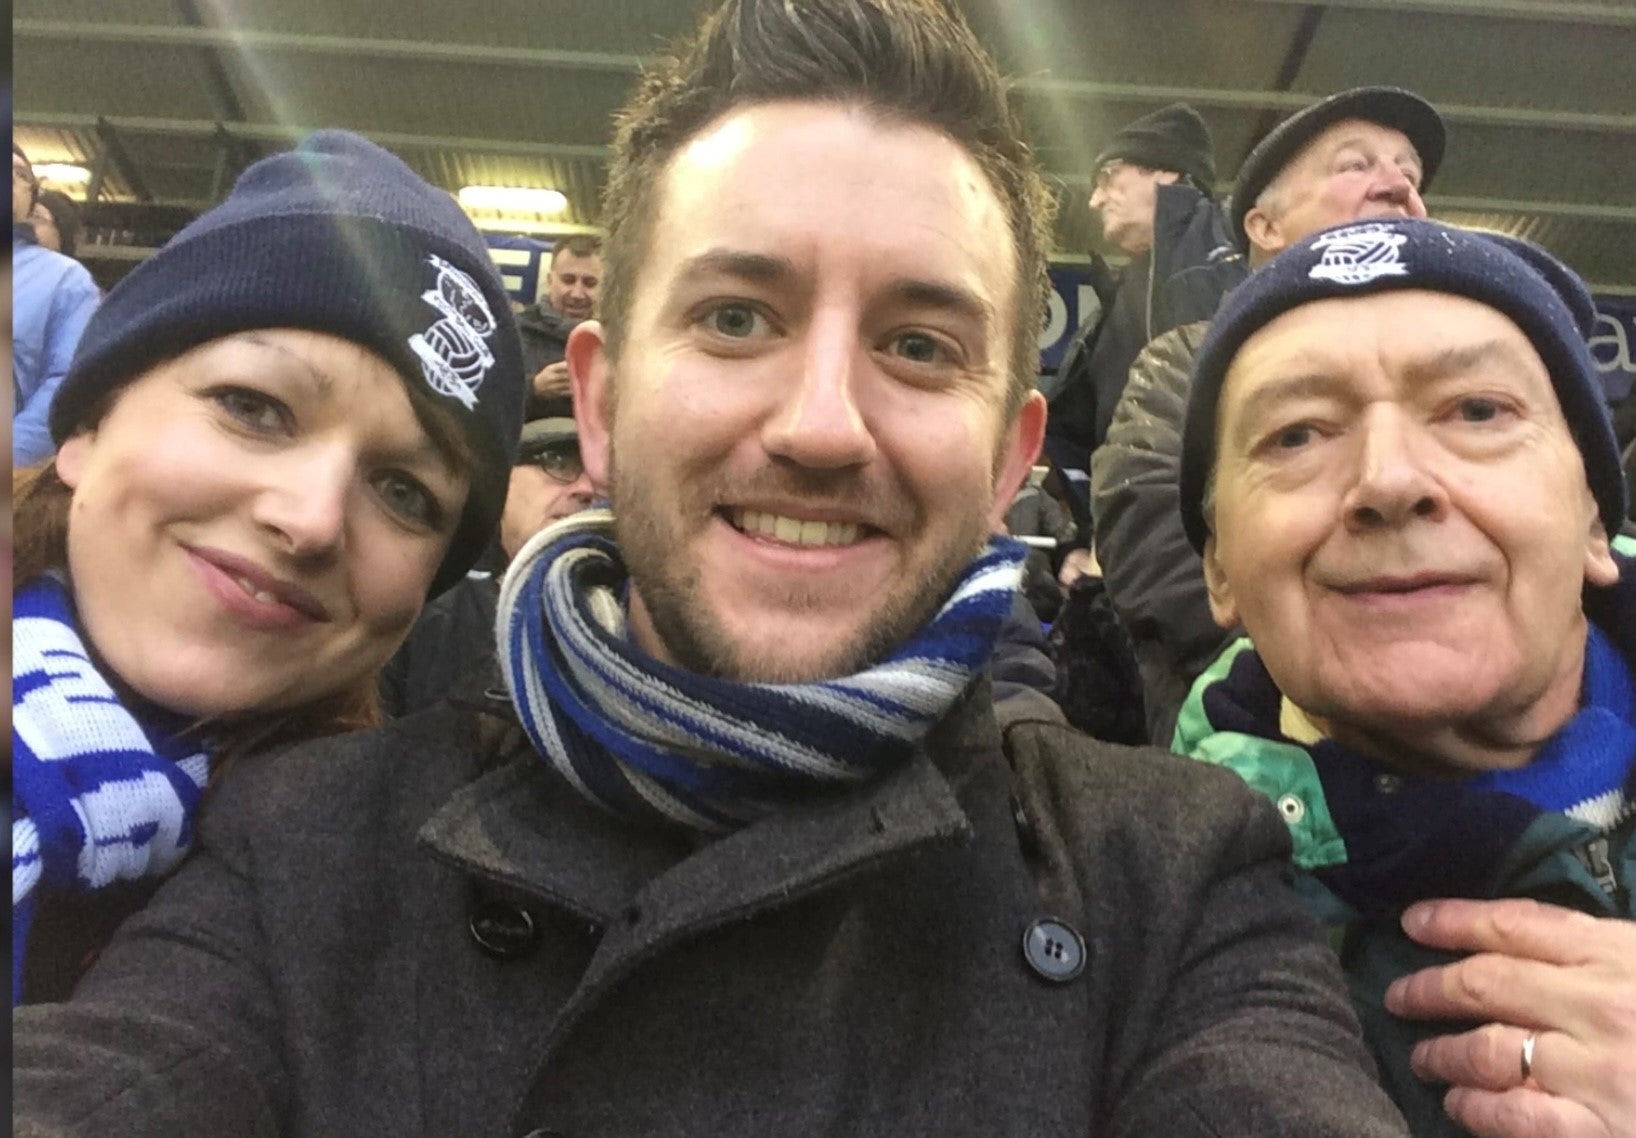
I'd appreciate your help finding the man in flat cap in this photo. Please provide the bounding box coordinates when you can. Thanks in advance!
[1175,216,1636,1138]
[1091,86,1445,742]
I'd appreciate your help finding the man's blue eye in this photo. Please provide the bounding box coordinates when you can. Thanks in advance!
[1458,397,1500,423]
[710,305,759,337]
[893,333,943,364]
[1275,424,1313,449]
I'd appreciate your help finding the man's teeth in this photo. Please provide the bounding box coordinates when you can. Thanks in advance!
[733,509,862,547]
[234,576,281,605]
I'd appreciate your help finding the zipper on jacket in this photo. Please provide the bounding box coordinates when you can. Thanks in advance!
[1143,252,1156,343]
[1571,837,1627,909]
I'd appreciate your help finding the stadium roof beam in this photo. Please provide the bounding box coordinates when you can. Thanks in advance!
[12,20,643,72]
[1237,0,1636,29]
[15,112,613,160]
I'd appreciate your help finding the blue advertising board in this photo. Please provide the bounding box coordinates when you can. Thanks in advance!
[1040,262,1104,371]
[1592,295,1636,406]
[483,233,556,305]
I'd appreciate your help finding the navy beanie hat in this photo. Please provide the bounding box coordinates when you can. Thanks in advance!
[1178,218,1622,554]
[1094,103,1217,195]
[51,130,526,597]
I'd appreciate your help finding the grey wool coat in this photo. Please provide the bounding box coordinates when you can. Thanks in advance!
[14,684,1408,1137]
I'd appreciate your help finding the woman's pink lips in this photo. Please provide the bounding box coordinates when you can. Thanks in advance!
[184,546,331,631]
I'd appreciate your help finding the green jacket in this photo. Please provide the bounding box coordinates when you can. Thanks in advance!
[1175,594,1636,1138]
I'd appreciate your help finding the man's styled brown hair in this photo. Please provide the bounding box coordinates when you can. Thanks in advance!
[549,233,603,266]
[599,0,1055,416]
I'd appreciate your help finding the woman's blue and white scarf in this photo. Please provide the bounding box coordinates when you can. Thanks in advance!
[498,507,1026,832]
[12,576,211,1004]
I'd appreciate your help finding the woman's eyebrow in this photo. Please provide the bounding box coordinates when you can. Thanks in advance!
[231,333,336,399]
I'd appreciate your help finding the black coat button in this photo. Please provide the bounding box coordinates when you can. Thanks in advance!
[469,899,540,960]
[1022,917,1086,982]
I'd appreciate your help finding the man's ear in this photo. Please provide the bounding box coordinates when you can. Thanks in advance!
[566,320,613,495]
[55,431,90,489]
[1201,534,1241,630]
[1584,513,1621,589]
[1153,169,1181,186]
[986,392,1047,532]
[1242,206,1284,258]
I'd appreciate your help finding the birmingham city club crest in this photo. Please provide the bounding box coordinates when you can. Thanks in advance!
[1308,223,1410,286]
[409,254,498,409]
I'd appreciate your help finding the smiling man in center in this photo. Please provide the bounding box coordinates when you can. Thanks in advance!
[14,2,1406,1134]
[569,98,1035,683]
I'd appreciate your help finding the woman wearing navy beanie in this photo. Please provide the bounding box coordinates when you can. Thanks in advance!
[11,131,526,1003]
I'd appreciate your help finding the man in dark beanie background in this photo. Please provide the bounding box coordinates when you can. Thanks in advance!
[1046,102,1246,499]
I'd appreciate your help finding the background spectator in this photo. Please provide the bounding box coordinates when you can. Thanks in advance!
[517,233,601,418]
[31,188,84,258]
[12,142,100,466]
[379,415,594,718]
[1047,103,1245,481]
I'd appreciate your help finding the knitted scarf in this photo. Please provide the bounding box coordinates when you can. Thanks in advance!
[498,507,1027,832]
[1186,625,1636,917]
[12,576,211,1004]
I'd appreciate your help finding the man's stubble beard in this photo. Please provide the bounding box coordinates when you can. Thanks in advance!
[607,437,992,684]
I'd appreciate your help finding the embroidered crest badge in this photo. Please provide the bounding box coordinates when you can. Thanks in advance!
[1308,223,1410,286]
[409,254,498,409]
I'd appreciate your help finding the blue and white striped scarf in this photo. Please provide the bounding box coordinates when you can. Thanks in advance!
[498,507,1026,832]
[12,576,211,1004]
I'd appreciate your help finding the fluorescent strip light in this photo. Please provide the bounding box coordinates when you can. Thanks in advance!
[34,163,91,186]
[458,185,569,215]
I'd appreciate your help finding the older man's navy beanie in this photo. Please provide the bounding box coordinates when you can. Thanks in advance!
[1178,218,1622,554]
[52,130,526,596]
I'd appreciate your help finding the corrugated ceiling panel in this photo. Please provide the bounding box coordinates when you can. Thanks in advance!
[1296,8,1636,117]
[1439,121,1636,208]
[15,41,229,120]
[969,0,1297,87]
[213,54,633,148]
[188,0,708,53]
[16,0,181,24]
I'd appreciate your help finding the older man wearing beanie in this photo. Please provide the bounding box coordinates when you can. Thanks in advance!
[1090,86,1444,743]
[1174,217,1636,1138]
[1048,102,1246,484]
